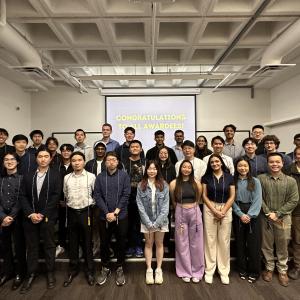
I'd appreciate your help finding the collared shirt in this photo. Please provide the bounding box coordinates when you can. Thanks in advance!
[0,173,22,215]
[172,145,185,161]
[94,138,120,152]
[258,172,299,217]
[175,157,207,180]
[74,143,94,162]
[64,170,96,209]
[203,153,235,175]
[223,140,245,160]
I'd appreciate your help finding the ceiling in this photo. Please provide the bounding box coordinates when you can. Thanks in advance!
[1,0,300,92]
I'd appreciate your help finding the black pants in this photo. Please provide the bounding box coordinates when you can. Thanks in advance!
[24,218,56,275]
[127,202,142,248]
[1,214,26,276]
[99,217,128,268]
[58,205,67,248]
[233,206,262,278]
[68,207,94,274]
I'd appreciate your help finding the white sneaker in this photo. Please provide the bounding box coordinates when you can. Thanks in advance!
[182,277,191,283]
[146,269,154,285]
[204,274,213,284]
[79,246,83,258]
[192,277,200,283]
[221,275,230,285]
[155,268,163,284]
[55,245,65,258]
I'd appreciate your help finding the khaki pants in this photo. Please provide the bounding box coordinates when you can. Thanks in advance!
[204,203,232,277]
[261,215,291,273]
[292,216,300,268]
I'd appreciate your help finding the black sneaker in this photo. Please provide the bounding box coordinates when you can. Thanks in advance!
[96,267,111,285]
[115,266,126,286]
[239,272,247,280]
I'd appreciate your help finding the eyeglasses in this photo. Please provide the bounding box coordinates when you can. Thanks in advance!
[4,158,16,162]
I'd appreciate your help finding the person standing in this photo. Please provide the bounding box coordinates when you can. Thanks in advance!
[195,135,212,160]
[0,128,15,167]
[20,148,62,294]
[172,130,185,161]
[223,124,245,160]
[232,158,262,283]
[94,123,120,152]
[94,152,131,286]
[202,154,235,285]
[45,137,62,171]
[63,152,96,287]
[28,130,45,155]
[0,153,26,290]
[73,129,94,162]
[136,160,169,285]
[170,160,204,283]
[251,125,265,155]
[259,152,298,287]
[287,134,300,161]
[287,146,300,280]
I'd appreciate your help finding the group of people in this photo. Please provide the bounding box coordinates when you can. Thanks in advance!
[0,123,299,294]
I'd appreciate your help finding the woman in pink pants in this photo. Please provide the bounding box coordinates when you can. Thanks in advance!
[169,160,204,283]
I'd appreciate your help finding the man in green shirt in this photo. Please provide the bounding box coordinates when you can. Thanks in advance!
[258,152,299,287]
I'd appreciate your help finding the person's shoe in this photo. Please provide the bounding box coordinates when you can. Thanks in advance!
[204,274,213,284]
[135,247,144,258]
[182,277,191,283]
[145,269,154,285]
[239,272,247,280]
[47,272,56,289]
[79,246,83,258]
[115,266,125,286]
[63,272,78,287]
[125,247,135,258]
[11,275,23,290]
[96,267,111,285]
[220,275,230,285]
[55,245,65,258]
[262,270,273,282]
[247,276,257,284]
[154,268,163,285]
[288,267,300,280]
[0,274,13,287]
[86,273,95,286]
[192,277,200,283]
[20,274,35,294]
[278,272,289,287]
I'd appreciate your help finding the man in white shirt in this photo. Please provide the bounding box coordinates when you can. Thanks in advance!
[172,130,185,161]
[175,140,207,180]
[203,136,234,175]
[63,151,96,287]
[73,129,94,162]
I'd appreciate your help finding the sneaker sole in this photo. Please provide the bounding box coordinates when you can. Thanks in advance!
[116,279,126,286]
[96,271,111,285]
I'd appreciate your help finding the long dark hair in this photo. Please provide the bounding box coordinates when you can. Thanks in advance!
[157,146,172,169]
[234,157,255,191]
[204,153,229,176]
[174,160,199,202]
[140,160,164,192]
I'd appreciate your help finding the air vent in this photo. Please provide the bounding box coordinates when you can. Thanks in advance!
[10,66,54,80]
[250,64,295,77]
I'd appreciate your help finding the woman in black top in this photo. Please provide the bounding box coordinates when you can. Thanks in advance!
[157,147,176,184]
[195,135,213,160]
[170,160,204,283]
[201,154,235,285]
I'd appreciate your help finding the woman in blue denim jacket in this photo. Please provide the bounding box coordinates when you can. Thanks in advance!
[136,160,169,285]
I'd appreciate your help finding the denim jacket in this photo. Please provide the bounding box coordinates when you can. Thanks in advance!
[136,181,169,229]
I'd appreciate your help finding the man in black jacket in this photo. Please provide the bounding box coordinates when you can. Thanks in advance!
[20,148,62,294]
[146,130,177,165]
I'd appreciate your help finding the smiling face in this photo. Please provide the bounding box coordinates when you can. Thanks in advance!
[124,130,135,143]
[182,145,195,160]
[174,132,184,144]
[0,131,8,145]
[210,156,222,172]
[252,128,264,141]
[158,148,169,162]
[47,140,58,152]
[102,125,112,139]
[212,139,224,154]
[61,147,73,160]
[155,134,164,146]
[244,140,257,155]
[180,161,193,177]
[237,160,249,177]
[264,140,277,153]
[3,154,18,172]
[32,134,43,146]
[224,127,235,140]
[268,154,283,174]
[196,136,206,150]
[147,163,158,179]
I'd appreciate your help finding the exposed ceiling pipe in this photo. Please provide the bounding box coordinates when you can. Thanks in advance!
[0,0,42,68]
[200,0,272,87]
[261,19,300,66]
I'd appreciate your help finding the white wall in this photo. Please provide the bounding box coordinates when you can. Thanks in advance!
[0,77,31,143]
[31,87,105,145]
[31,86,270,147]
[269,74,300,153]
